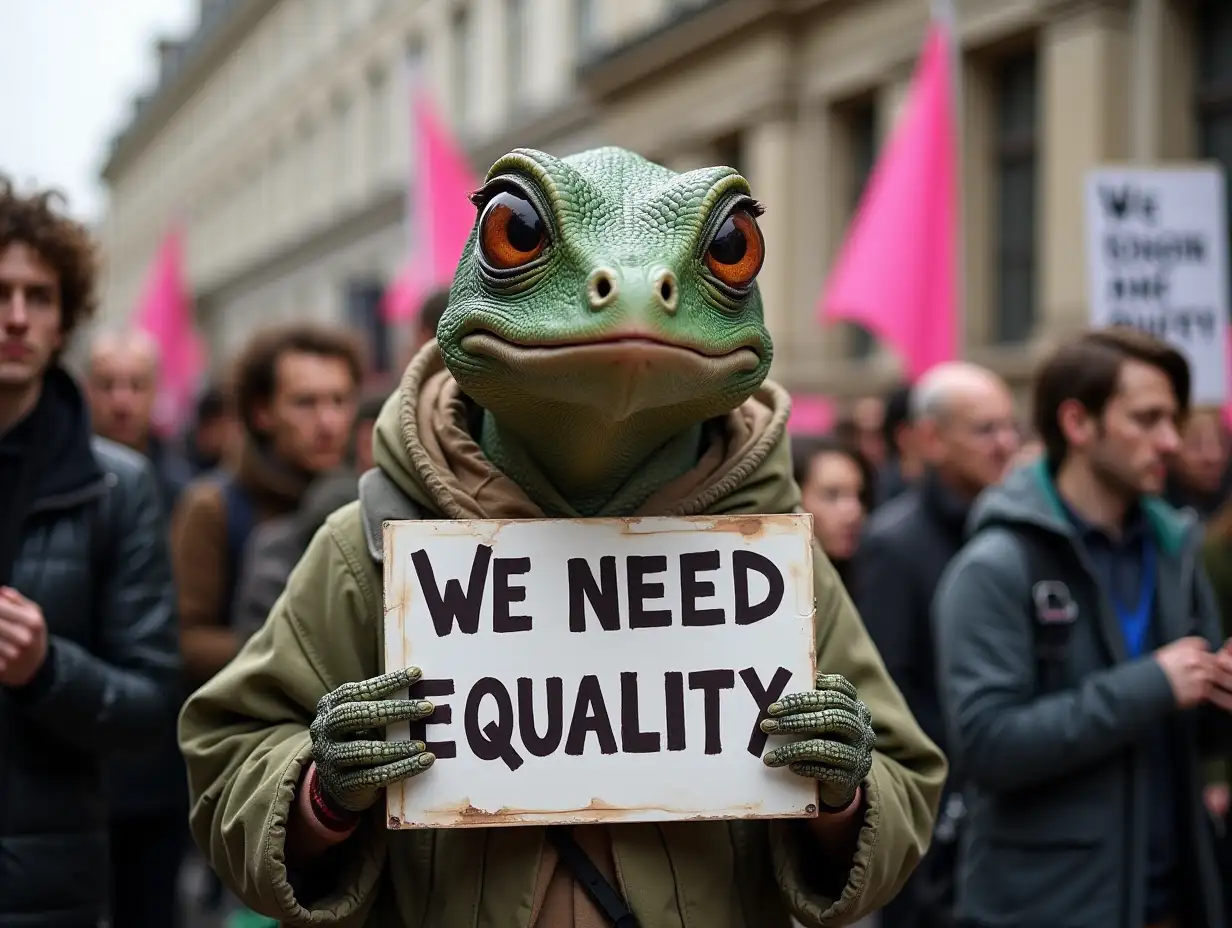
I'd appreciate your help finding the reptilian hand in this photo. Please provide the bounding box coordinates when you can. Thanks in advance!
[309,667,437,813]
[760,672,876,811]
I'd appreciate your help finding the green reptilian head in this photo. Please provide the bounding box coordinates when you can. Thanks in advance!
[436,147,774,436]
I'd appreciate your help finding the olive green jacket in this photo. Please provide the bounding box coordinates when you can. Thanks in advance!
[179,353,946,927]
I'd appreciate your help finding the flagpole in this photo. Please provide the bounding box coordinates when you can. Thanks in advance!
[931,0,965,359]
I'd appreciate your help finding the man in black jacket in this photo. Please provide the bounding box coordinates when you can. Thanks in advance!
[852,361,1018,928]
[0,177,180,927]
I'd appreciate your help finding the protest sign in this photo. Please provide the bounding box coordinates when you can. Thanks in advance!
[383,515,818,829]
[1085,165,1230,405]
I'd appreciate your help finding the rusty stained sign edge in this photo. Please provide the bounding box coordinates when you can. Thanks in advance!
[386,802,819,831]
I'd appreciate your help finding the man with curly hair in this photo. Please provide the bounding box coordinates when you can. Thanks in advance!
[0,176,180,926]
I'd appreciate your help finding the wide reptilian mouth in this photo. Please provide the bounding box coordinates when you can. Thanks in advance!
[460,328,764,366]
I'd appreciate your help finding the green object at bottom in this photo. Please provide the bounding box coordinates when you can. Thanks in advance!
[224,908,279,928]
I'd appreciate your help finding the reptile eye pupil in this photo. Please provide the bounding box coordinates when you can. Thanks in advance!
[703,208,764,289]
[596,276,612,299]
[506,209,542,253]
[479,189,548,269]
[708,218,747,266]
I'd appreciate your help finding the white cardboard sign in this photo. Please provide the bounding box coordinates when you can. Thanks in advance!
[383,515,818,829]
[1085,165,1230,405]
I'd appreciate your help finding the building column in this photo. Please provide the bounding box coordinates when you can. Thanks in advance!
[472,0,505,137]
[743,114,795,372]
[1040,0,1132,334]
[1129,0,1163,161]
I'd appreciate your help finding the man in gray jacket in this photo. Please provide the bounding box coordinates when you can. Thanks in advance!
[935,327,1232,928]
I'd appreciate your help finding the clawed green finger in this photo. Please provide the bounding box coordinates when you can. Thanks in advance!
[766,687,858,718]
[760,708,866,742]
[322,739,427,769]
[762,737,867,772]
[322,698,434,739]
[326,667,424,708]
[813,673,857,699]
[337,751,435,795]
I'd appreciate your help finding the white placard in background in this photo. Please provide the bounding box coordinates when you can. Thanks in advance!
[1085,165,1229,406]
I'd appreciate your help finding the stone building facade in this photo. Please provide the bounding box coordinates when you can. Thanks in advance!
[98,0,1232,400]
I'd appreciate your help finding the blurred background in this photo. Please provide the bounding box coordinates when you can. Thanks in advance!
[4,0,1228,413]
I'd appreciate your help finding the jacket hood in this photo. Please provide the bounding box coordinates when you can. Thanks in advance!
[373,341,803,519]
[970,458,1197,557]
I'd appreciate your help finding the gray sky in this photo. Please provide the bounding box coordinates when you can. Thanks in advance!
[0,0,197,224]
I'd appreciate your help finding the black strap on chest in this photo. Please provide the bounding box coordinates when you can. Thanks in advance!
[547,827,640,928]
[1015,527,1080,695]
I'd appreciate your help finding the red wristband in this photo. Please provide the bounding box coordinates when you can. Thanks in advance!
[307,766,362,833]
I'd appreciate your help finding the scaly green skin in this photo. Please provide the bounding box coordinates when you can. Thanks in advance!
[310,147,874,816]
[438,146,773,517]
[310,668,435,812]
[761,673,876,810]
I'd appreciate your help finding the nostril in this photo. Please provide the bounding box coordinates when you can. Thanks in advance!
[587,267,620,309]
[653,269,679,314]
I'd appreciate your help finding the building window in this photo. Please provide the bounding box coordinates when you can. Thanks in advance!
[576,0,597,51]
[452,4,471,122]
[1196,0,1232,313]
[992,49,1039,345]
[507,0,527,102]
[346,279,392,375]
[845,100,879,358]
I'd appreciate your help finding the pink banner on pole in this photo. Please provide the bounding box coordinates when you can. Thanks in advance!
[383,86,482,323]
[818,20,958,379]
[787,394,837,436]
[133,226,205,434]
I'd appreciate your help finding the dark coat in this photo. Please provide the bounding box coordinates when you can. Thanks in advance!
[934,461,1231,928]
[0,374,180,926]
[853,469,970,758]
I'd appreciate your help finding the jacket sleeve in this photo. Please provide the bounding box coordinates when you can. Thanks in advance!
[933,528,1178,793]
[1194,550,1232,758]
[179,506,387,924]
[10,457,180,752]
[852,530,945,752]
[772,544,948,927]
[171,480,239,683]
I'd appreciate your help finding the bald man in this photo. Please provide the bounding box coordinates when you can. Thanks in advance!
[86,329,196,928]
[85,328,192,514]
[851,362,1019,928]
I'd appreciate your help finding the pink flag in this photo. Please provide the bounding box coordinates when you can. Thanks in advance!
[383,86,482,322]
[818,20,958,379]
[787,394,837,436]
[133,226,205,434]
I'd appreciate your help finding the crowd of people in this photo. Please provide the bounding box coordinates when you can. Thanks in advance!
[2,160,1232,928]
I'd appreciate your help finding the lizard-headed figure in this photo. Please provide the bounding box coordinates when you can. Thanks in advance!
[175,145,944,928]
[436,146,774,516]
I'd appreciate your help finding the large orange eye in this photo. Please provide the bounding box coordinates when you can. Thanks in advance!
[479,190,547,270]
[705,209,764,289]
